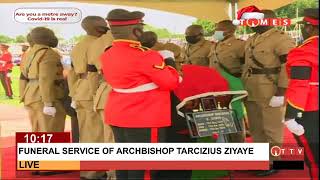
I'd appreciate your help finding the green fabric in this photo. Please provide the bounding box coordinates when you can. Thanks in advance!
[191,70,246,180]
[192,137,229,180]
[218,69,246,120]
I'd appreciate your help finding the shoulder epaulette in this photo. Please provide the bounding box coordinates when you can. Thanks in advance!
[298,36,318,48]
[129,44,150,52]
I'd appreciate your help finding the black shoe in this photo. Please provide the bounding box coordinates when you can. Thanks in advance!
[255,169,278,176]
[31,171,40,175]
[39,171,71,176]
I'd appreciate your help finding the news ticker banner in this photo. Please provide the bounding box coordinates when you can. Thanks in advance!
[16,132,304,171]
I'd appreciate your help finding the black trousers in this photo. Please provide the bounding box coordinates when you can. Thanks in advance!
[111,126,167,180]
[156,126,194,180]
[0,71,13,98]
[293,111,319,180]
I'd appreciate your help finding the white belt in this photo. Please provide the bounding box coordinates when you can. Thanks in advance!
[112,76,183,93]
[113,83,159,93]
[309,82,319,86]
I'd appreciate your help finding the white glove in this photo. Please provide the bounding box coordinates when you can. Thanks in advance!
[6,73,11,78]
[269,96,284,107]
[284,119,305,136]
[43,106,56,117]
[71,100,77,109]
[158,50,174,60]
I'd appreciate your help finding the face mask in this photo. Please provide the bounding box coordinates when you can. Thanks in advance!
[213,31,225,41]
[185,35,200,44]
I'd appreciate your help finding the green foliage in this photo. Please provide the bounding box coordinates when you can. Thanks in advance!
[15,35,27,43]
[275,0,318,18]
[0,67,21,106]
[68,35,86,44]
[144,24,173,38]
[0,34,15,43]
[192,19,215,36]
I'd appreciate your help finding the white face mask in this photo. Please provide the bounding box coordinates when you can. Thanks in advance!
[213,31,225,41]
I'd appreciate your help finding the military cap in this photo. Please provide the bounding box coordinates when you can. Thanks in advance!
[298,8,319,25]
[106,9,145,26]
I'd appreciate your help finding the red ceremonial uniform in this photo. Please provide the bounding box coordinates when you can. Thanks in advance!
[285,35,319,180]
[285,36,319,113]
[100,40,180,128]
[0,52,13,72]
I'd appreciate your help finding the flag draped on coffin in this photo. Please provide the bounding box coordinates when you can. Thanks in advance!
[174,64,247,120]
[173,65,248,180]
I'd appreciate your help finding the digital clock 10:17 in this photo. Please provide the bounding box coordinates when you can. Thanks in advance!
[23,134,53,143]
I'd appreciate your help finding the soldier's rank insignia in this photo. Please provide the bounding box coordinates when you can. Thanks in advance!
[153,62,165,70]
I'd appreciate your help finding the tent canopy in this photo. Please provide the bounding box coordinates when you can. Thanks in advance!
[1,0,296,22]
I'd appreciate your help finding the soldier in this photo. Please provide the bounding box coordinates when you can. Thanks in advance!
[284,8,319,180]
[209,20,246,143]
[241,10,295,176]
[210,20,245,77]
[181,25,212,66]
[21,27,66,133]
[87,30,116,179]
[68,16,108,180]
[139,31,183,70]
[0,43,13,99]
[102,9,180,180]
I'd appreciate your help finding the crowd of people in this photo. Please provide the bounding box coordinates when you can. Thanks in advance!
[0,5,318,180]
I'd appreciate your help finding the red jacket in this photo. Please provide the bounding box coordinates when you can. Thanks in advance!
[100,40,180,128]
[285,36,318,116]
[0,52,13,72]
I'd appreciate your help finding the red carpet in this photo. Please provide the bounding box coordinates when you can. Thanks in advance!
[1,128,311,180]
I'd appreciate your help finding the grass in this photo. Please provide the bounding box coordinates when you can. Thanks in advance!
[0,66,22,106]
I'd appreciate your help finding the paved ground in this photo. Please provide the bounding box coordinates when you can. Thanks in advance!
[0,104,71,140]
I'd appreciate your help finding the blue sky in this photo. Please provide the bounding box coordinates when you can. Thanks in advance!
[0,1,196,39]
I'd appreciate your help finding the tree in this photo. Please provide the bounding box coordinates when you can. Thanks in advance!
[275,0,318,19]
[192,19,215,36]
[0,34,15,43]
[144,24,174,38]
[15,35,26,43]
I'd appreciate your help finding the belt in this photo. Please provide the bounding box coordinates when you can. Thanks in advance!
[249,67,280,75]
[309,82,319,86]
[79,73,88,79]
[113,83,159,93]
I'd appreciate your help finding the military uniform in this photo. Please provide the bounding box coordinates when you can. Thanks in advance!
[209,36,245,77]
[69,35,106,179]
[151,42,183,71]
[0,47,13,98]
[208,35,246,143]
[87,32,115,144]
[103,9,180,180]
[242,28,295,158]
[21,44,66,132]
[286,35,319,179]
[181,39,212,66]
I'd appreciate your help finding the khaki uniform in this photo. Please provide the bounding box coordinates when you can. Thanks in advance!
[208,36,246,143]
[69,35,105,179]
[87,32,115,144]
[242,28,295,159]
[209,36,245,76]
[181,39,212,66]
[151,42,183,71]
[21,44,66,132]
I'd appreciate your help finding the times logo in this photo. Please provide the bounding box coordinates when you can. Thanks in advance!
[270,145,304,159]
[237,18,291,27]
